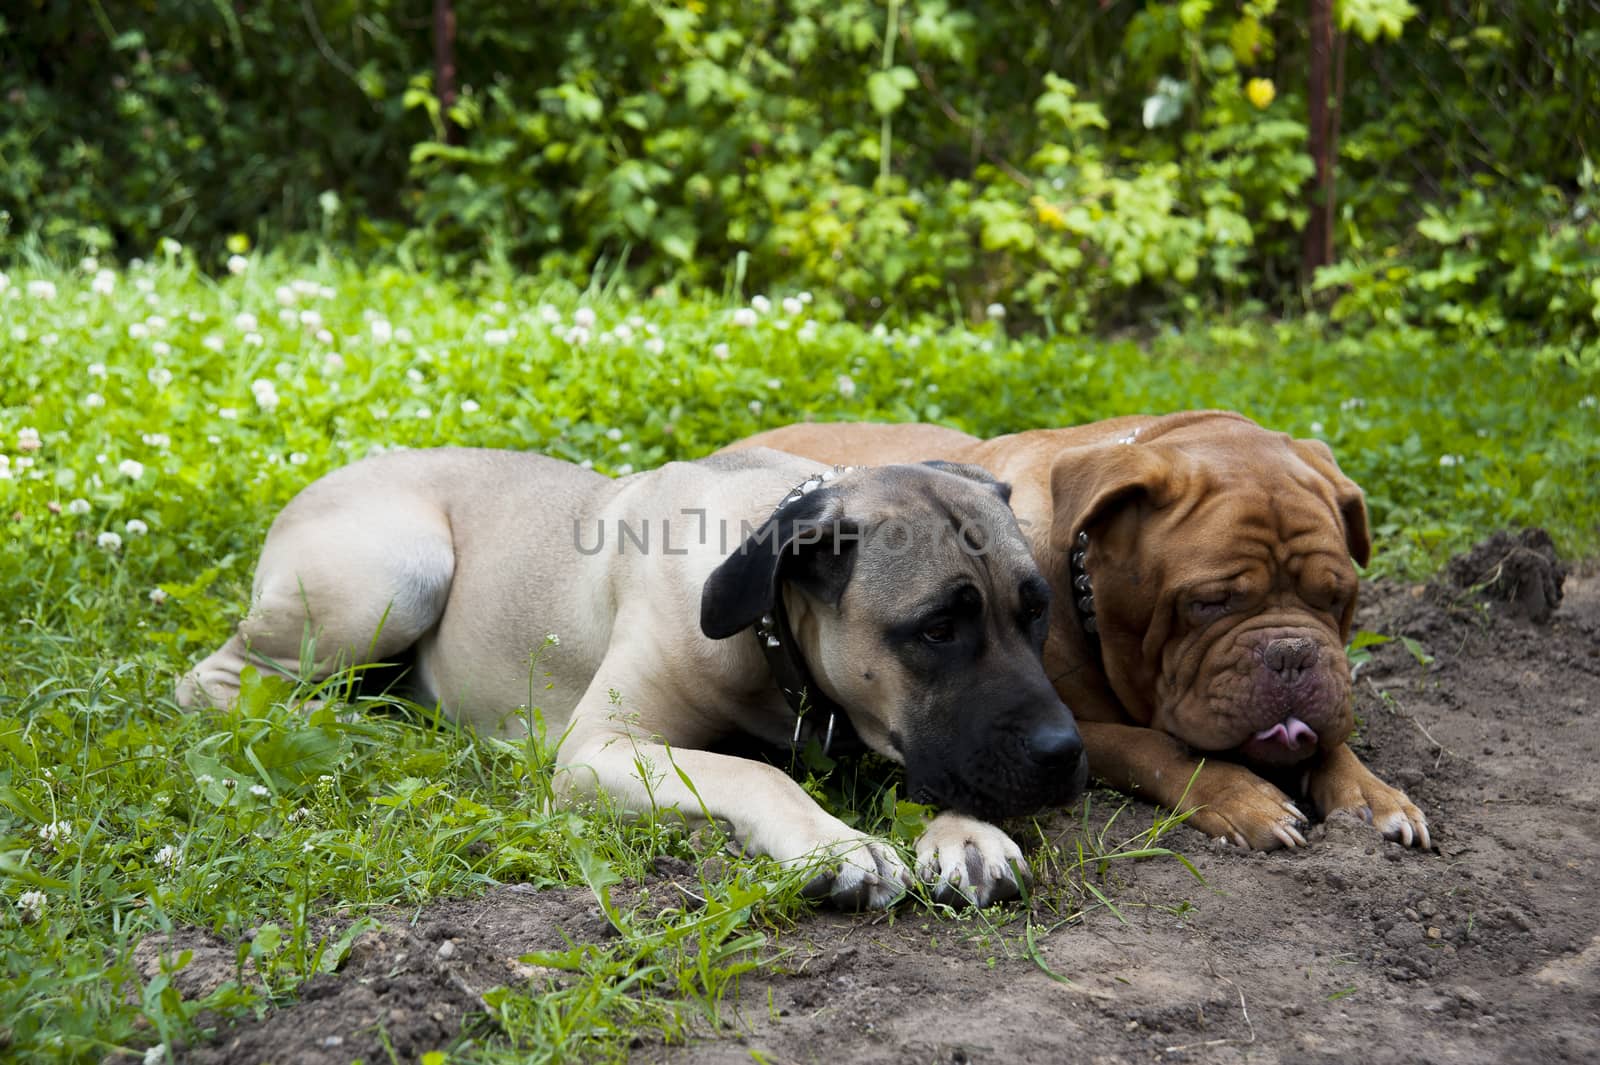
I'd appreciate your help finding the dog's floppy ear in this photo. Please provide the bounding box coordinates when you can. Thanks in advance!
[700,487,859,640]
[920,460,1012,505]
[1047,443,1178,552]
[1291,438,1372,567]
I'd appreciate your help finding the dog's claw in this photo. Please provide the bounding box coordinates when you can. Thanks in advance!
[914,813,1028,908]
[1283,801,1309,824]
[796,835,911,909]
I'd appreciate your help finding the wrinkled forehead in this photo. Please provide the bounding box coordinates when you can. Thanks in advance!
[845,484,1041,604]
[1150,475,1354,578]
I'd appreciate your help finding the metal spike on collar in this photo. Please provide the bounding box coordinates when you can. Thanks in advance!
[777,466,856,511]
[1069,528,1098,637]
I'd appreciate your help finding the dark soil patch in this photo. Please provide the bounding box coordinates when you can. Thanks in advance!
[179,533,1600,1065]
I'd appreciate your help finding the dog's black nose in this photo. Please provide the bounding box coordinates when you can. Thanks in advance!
[1026,719,1085,773]
[1264,636,1319,678]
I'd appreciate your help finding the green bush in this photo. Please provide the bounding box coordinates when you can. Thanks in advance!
[2,0,1596,346]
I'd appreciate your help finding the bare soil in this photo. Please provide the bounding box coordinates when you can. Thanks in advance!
[169,534,1600,1065]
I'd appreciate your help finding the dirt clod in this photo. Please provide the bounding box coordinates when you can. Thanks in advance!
[1443,527,1568,623]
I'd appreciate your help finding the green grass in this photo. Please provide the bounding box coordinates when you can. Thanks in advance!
[0,251,1594,1061]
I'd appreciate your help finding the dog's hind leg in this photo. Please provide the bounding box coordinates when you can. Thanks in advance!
[177,500,455,710]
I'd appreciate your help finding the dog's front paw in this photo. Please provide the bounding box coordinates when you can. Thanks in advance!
[1307,747,1431,849]
[798,834,912,910]
[915,813,1029,908]
[1184,762,1310,851]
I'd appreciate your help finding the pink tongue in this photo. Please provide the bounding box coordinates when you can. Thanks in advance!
[1254,717,1317,746]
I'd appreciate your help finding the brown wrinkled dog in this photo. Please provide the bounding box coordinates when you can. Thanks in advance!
[729,411,1429,851]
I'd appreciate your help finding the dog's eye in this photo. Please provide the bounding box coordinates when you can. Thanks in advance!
[1026,602,1047,623]
[920,621,956,644]
[1188,597,1230,623]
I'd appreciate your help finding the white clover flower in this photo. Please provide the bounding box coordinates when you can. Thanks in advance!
[781,296,803,316]
[234,312,258,331]
[151,341,172,359]
[644,337,665,356]
[484,328,511,346]
[92,270,116,296]
[38,820,72,848]
[87,364,109,381]
[147,366,173,389]
[134,276,155,293]
[129,322,151,341]
[406,368,424,384]
[731,308,758,328]
[255,391,279,412]
[610,323,634,343]
[148,588,168,606]
[125,519,149,537]
[298,309,323,330]
[798,320,818,341]
[712,343,730,360]
[196,773,215,786]
[16,890,46,924]
[370,319,393,344]
[539,304,561,325]
[146,314,168,332]
[0,271,10,291]
[324,352,345,372]
[288,452,308,465]
[27,279,57,301]
[118,459,145,480]
[564,326,591,347]
[460,399,480,414]
[751,295,772,315]
[13,456,32,471]
[142,432,171,449]
[218,407,239,420]
[573,307,596,329]
[1439,454,1463,467]
[836,374,857,398]
[98,531,123,552]
[616,463,634,476]
[243,331,264,347]
[66,498,91,516]
[985,302,1006,320]
[545,632,561,646]
[766,378,783,391]
[1579,395,1597,410]
[414,406,432,420]
[288,807,313,823]
[799,291,813,304]
[154,844,181,868]
[748,399,763,416]
[17,427,41,452]
[84,392,106,410]
[275,285,296,306]
[605,427,624,442]
[617,442,632,454]
[395,326,414,344]
[202,335,224,353]
[1310,421,1325,434]
[250,784,270,798]
[227,254,249,276]
[315,328,334,344]
[579,459,595,470]
[0,460,10,482]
